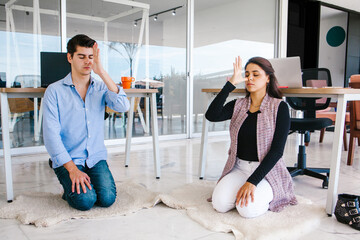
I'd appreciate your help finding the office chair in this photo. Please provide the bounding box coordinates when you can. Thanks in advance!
[286,68,333,188]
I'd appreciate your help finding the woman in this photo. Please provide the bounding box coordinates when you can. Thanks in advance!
[206,56,297,218]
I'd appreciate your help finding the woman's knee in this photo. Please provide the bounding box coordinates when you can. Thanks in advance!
[66,190,97,211]
[212,192,235,213]
[236,203,269,218]
[212,200,234,213]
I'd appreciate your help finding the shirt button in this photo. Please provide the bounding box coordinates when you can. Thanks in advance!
[88,135,91,138]
[86,108,88,111]
[88,121,90,124]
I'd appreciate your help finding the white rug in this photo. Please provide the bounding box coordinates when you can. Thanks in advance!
[159,181,326,240]
[0,181,159,227]
[0,180,326,239]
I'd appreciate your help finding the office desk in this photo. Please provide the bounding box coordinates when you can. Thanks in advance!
[200,87,360,215]
[0,88,160,202]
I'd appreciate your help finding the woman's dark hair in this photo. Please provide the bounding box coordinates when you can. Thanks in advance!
[245,57,283,99]
[67,34,96,57]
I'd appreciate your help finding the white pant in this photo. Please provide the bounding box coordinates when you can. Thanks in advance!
[212,158,274,218]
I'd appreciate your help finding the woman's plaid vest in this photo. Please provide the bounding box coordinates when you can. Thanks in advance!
[219,94,297,212]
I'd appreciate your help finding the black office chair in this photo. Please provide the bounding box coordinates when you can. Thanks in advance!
[286,68,333,188]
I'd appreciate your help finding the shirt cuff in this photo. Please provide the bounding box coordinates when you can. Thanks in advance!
[51,151,72,168]
[107,85,126,103]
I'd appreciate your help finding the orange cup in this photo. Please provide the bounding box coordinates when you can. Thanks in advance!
[121,77,135,89]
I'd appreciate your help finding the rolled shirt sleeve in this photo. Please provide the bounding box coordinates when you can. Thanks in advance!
[105,85,130,112]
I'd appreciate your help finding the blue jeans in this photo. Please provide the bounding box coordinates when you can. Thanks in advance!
[54,160,116,211]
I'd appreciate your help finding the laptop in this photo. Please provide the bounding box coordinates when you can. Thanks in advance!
[40,52,71,88]
[268,56,303,88]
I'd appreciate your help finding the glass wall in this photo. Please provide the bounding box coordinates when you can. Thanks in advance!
[0,0,187,149]
[0,0,60,148]
[193,0,277,133]
[0,0,280,150]
[65,0,187,140]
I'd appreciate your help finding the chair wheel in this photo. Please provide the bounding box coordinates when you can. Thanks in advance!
[322,179,329,189]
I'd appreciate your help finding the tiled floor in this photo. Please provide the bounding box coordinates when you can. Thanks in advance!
[0,131,360,239]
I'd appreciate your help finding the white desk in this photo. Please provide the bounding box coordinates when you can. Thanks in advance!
[0,88,160,202]
[122,88,161,180]
[199,87,360,215]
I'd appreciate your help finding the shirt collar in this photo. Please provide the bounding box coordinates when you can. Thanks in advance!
[63,72,95,86]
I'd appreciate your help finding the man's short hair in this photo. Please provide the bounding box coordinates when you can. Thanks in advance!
[67,34,96,57]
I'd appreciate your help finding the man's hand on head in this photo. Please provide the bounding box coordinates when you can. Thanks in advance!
[92,42,105,76]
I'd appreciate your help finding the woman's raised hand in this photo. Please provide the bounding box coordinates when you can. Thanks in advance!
[228,56,247,86]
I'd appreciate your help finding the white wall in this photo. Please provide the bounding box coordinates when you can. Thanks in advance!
[318,6,348,87]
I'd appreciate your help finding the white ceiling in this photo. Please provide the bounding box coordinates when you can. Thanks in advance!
[320,0,360,13]
[0,0,236,23]
[0,0,237,39]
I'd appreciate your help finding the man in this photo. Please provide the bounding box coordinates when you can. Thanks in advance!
[43,34,129,211]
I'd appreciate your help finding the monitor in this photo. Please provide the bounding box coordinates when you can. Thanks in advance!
[40,52,71,88]
[268,56,303,88]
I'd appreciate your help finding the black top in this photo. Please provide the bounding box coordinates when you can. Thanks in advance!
[205,81,290,186]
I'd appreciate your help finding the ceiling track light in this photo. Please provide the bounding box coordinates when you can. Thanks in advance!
[134,5,183,24]
[134,21,137,26]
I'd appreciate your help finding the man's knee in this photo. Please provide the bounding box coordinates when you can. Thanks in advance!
[96,188,116,207]
[66,190,97,211]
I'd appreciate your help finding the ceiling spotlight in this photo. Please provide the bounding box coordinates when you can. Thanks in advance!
[154,15,158,21]
[134,21,137,27]
[172,9,176,16]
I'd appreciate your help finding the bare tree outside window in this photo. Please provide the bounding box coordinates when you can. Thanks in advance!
[108,42,139,77]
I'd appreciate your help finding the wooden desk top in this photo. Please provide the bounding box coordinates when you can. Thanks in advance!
[0,88,46,93]
[202,88,360,95]
[0,88,158,94]
[123,88,158,93]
